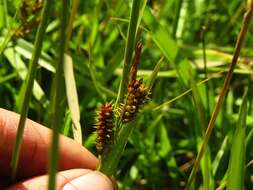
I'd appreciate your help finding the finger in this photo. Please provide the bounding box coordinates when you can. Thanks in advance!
[7,169,114,190]
[0,108,98,180]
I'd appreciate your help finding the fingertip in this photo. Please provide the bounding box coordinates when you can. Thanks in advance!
[62,171,114,190]
[6,169,92,190]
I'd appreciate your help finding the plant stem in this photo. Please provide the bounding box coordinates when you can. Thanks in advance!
[65,0,80,52]
[116,0,141,106]
[10,0,52,181]
[99,121,136,176]
[186,2,253,189]
[47,0,67,189]
[201,26,211,118]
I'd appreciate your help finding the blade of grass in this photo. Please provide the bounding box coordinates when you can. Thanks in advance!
[62,0,83,143]
[10,0,53,180]
[172,0,183,39]
[227,88,248,190]
[201,26,211,118]
[4,48,48,106]
[175,0,188,39]
[147,56,164,91]
[0,5,18,54]
[143,8,178,63]
[0,73,17,83]
[212,135,229,176]
[186,2,253,188]
[62,110,72,136]
[190,72,214,190]
[15,39,55,73]
[2,0,9,27]
[47,0,68,189]
[142,7,192,87]
[137,0,148,29]
[64,54,82,144]
[114,68,176,78]
[65,0,80,52]
[116,0,141,105]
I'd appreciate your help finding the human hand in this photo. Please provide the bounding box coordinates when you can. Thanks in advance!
[0,108,114,190]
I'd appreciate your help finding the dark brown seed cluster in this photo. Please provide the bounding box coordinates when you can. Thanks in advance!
[13,0,42,39]
[121,79,149,123]
[95,103,114,155]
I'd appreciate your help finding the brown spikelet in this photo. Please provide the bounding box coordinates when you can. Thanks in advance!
[121,79,149,123]
[130,42,143,83]
[95,103,114,155]
[32,0,43,13]
[13,0,42,40]
[120,42,149,123]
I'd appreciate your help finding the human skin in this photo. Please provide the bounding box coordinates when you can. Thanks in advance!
[0,108,113,190]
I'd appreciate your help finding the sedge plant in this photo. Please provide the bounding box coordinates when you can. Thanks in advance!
[2,0,253,190]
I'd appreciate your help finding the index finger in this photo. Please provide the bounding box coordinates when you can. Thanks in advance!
[0,108,98,180]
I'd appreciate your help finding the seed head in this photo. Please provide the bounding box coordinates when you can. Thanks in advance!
[121,79,149,123]
[95,103,114,155]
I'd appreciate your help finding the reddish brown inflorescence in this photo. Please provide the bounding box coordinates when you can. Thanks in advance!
[120,42,149,123]
[13,0,42,39]
[95,103,114,155]
[121,79,149,123]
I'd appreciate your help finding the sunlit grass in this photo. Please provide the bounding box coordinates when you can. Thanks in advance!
[1,0,253,190]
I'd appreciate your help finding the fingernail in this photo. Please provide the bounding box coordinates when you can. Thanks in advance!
[62,171,113,190]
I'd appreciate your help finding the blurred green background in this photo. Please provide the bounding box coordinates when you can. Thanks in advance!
[1,0,253,189]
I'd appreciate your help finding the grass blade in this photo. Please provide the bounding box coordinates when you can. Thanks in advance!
[116,0,142,105]
[143,8,178,63]
[227,88,248,190]
[65,0,80,52]
[10,0,53,180]
[212,136,229,176]
[4,48,48,107]
[64,54,82,144]
[190,72,214,190]
[147,57,164,91]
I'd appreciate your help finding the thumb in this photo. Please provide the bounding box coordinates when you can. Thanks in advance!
[62,171,114,190]
[7,169,114,190]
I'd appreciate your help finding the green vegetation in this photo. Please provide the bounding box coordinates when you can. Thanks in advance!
[1,0,253,189]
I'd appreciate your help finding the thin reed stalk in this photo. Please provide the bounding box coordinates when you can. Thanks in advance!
[10,0,53,181]
[47,0,68,189]
[186,2,253,188]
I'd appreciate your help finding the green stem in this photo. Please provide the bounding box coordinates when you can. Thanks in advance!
[99,121,136,176]
[201,26,211,118]
[172,0,183,39]
[47,0,67,189]
[3,0,9,27]
[116,0,141,106]
[10,0,53,181]
[65,0,80,52]
[186,2,253,189]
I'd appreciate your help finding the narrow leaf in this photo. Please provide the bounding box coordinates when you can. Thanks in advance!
[64,54,82,144]
[227,88,248,190]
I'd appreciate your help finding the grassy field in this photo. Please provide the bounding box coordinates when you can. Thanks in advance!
[1,0,253,189]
